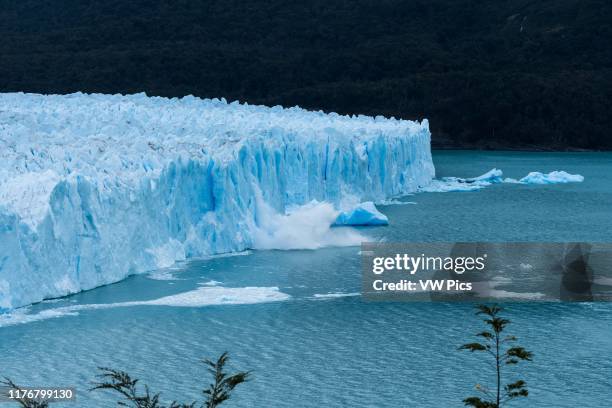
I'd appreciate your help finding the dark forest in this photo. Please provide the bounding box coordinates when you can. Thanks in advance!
[1,0,610,149]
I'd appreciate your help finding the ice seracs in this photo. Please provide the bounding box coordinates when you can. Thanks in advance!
[0,92,434,309]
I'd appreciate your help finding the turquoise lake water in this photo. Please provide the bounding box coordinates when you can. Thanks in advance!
[1,151,611,407]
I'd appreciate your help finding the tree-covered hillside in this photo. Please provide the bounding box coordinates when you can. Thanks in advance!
[1,0,610,149]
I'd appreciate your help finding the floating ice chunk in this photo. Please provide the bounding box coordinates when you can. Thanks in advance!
[467,168,504,183]
[145,286,290,307]
[334,202,389,226]
[420,168,583,193]
[517,171,584,184]
[419,168,503,192]
[0,286,290,327]
[419,180,483,192]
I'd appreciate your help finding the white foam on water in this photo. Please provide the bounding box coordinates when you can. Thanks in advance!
[312,292,361,299]
[147,251,252,281]
[201,280,223,287]
[594,277,612,286]
[472,277,546,300]
[202,251,252,260]
[0,307,80,327]
[0,286,290,328]
[377,199,417,205]
[146,286,289,307]
[147,270,183,281]
[479,289,546,300]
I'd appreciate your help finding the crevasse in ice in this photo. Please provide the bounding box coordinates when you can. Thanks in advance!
[0,93,434,308]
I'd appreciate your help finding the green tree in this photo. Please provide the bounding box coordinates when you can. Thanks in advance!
[92,368,194,407]
[459,305,533,408]
[92,353,249,408]
[202,352,251,408]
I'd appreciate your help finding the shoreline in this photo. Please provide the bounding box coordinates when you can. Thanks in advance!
[431,143,609,153]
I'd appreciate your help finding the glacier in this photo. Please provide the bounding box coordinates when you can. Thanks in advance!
[0,93,434,309]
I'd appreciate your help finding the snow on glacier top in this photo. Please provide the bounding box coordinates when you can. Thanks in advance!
[0,92,427,174]
[0,92,429,227]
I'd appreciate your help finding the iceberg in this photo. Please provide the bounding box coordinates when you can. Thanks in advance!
[0,93,434,308]
[468,168,504,183]
[334,202,389,226]
[514,171,584,185]
[421,168,584,193]
[419,168,504,192]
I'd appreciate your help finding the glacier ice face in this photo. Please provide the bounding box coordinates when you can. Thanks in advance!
[334,202,389,226]
[0,92,434,308]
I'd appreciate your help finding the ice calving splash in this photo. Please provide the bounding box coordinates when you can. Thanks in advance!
[421,168,583,192]
[0,92,433,308]
[249,195,367,250]
[249,191,389,249]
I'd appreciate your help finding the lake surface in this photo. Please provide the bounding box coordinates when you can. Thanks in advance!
[1,151,611,407]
